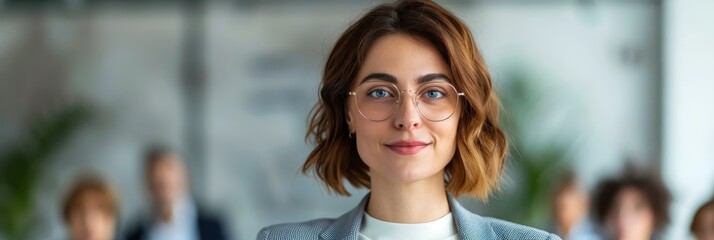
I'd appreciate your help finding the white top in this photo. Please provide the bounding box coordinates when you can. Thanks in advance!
[148,197,199,240]
[358,212,459,240]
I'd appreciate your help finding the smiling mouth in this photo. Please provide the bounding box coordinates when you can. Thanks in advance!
[385,141,431,155]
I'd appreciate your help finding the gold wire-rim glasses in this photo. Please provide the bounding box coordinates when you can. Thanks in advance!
[348,81,465,122]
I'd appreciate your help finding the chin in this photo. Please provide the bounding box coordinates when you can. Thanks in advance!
[364,150,450,184]
[381,163,444,184]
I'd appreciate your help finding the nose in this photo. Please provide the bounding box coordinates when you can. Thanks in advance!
[393,90,422,130]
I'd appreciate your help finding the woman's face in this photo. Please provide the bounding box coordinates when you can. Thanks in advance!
[607,187,656,240]
[347,34,459,185]
[67,192,116,240]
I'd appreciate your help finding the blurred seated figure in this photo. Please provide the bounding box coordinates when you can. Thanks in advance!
[551,172,599,240]
[691,198,714,240]
[125,146,228,240]
[62,174,119,240]
[592,166,670,240]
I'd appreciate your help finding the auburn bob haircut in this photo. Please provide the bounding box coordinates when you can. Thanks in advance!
[62,175,119,223]
[303,0,507,200]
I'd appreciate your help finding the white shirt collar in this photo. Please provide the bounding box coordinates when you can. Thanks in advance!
[148,196,199,240]
[359,212,458,240]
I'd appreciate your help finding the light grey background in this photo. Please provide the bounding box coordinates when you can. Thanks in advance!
[0,1,711,239]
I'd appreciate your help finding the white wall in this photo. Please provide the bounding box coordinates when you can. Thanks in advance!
[663,0,714,239]
[452,1,660,189]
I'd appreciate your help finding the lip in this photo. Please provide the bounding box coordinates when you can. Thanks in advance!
[385,140,431,155]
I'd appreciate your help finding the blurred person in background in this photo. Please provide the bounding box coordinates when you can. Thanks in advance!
[125,146,227,240]
[258,0,559,239]
[62,174,119,240]
[691,197,714,240]
[551,172,599,240]
[592,166,671,240]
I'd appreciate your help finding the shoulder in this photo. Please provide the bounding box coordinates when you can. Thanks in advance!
[482,217,561,240]
[196,208,225,227]
[258,194,370,240]
[195,208,229,239]
[448,195,560,240]
[256,218,336,240]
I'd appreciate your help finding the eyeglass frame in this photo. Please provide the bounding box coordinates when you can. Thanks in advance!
[347,81,466,122]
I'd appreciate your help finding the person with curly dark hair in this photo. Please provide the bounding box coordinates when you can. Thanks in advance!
[591,166,671,240]
[691,197,714,240]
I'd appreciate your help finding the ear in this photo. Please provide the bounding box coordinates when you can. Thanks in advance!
[346,111,355,133]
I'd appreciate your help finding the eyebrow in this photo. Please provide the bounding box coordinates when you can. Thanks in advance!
[418,73,451,84]
[360,73,451,85]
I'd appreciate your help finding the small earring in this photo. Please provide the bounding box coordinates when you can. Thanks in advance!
[349,132,355,139]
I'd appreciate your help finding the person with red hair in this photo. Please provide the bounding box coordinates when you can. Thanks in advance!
[62,175,119,240]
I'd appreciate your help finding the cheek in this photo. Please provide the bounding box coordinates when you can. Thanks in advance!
[68,215,83,233]
[432,118,459,153]
[87,211,115,237]
[615,207,655,233]
[640,210,656,229]
[353,120,388,163]
[69,213,92,237]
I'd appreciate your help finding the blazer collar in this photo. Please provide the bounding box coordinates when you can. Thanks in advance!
[319,192,496,240]
[319,193,369,240]
[448,194,497,240]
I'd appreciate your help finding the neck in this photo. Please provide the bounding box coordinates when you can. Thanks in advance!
[366,170,450,223]
[157,205,173,223]
[557,221,572,238]
[155,195,186,223]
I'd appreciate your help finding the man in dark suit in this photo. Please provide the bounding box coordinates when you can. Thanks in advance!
[125,146,228,240]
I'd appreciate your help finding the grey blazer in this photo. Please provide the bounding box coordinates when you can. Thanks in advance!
[257,193,561,240]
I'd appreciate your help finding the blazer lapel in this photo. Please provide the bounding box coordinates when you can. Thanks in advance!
[319,194,369,240]
[318,193,495,240]
[448,195,497,240]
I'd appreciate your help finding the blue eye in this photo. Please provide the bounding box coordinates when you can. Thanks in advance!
[424,90,445,99]
[369,89,391,98]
